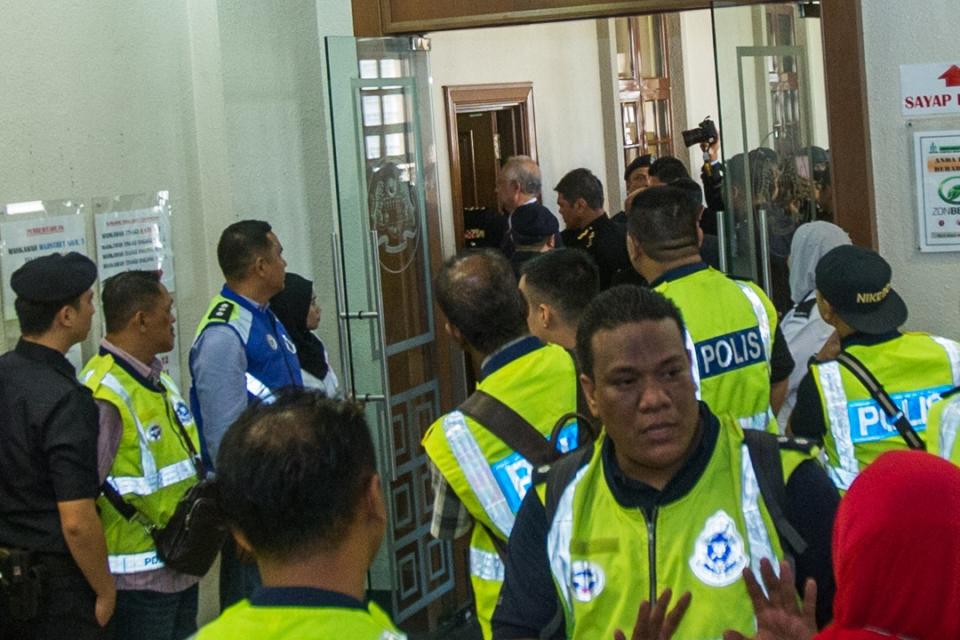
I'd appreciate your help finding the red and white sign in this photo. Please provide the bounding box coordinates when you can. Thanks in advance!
[901,62,960,116]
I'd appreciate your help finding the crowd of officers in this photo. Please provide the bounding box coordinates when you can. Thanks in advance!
[1,154,959,640]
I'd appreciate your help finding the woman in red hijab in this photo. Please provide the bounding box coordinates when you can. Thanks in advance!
[724,449,960,640]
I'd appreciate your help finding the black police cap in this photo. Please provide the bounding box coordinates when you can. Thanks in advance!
[11,252,97,302]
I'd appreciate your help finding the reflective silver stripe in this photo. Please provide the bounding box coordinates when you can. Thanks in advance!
[442,411,514,537]
[684,329,702,399]
[734,281,772,363]
[546,465,590,617]
[108,550,163,574]
[738,410,772,432]
[741,443,779,581]
[938,398,960,460]
[108,458,197,496]
[245,373,276,403]
[469,546,504,582]
[99,373,157,479]
[818,362,859,490]
[931,336,960,387]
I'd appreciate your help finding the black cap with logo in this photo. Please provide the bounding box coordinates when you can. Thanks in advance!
[11,252,97,302]
[815,245,907,334]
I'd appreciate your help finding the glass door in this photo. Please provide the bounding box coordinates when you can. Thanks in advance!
[325,36,456,631]
[711,1,831,312]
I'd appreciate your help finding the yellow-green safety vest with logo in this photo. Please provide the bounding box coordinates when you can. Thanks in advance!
[918,390,960,466]
[544,420,812,639]
[82,352,201,575]
[193,600,405,639]
[422,343,578,640]
[654,267,778,433]
[809,332,960,491]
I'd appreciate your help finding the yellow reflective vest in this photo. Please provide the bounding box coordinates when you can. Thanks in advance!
[82,350,200,575]
[809,332,960,491]
[195,597,404,639]
[653,264,779,433]
[923,389,960,465]
[422,340,579,640]
[543,419,813,639]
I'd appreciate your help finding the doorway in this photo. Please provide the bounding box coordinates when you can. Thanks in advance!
[443,82,537,251]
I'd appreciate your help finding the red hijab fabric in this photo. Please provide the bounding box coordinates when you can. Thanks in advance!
[816,450,960,640]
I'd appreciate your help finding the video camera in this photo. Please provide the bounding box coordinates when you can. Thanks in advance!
[682,117,718,148]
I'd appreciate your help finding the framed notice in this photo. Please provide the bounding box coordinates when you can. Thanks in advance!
[914,130,960,252]
[0,214,88,319]
[94,207,175,292]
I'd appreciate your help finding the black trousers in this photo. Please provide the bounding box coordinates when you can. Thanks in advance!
[0,553,110,640]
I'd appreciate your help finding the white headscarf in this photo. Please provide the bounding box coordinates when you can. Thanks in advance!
[787,221,851,305]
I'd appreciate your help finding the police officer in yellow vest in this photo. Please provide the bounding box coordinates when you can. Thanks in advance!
[423,250,582,639]
[626,186,794,434]
[790,245,960,491]
[928,387,960,465]
[82,271,202,639]
[492,286,838,639]
[194,391,404,639]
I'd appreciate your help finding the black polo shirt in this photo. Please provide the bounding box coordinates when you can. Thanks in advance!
[0,339,100,553]
[492,404,839,638]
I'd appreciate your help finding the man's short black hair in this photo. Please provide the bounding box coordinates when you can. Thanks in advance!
[576,285,686,378]
[520,249,599,327]
[624,154,654,182]
[626,186,701,262]
[669,177,704,207]
[216,391,376,560]
[648,156,691,184]
[14,295,81,336]
[101,271,164,334]
[217,220,273,281]
[434,250,527,355]
[555,168,604,210]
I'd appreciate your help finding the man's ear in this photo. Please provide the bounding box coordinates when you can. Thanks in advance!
[538,303,552,329]
[626,234,642,266]
[544,234,556,251]
[696,226,704,249]
[57,303,77,329]
[365,473,387,526]
[232,529,255,556]
[579,372,600,418]
[444,321,467,349]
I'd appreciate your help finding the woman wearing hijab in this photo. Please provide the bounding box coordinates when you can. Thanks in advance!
[724,450,960,640]
[270,272,340,398]
[777,221,851,427]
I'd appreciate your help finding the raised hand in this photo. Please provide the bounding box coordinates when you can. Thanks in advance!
[722,558,817,640]
[614,588,692,640]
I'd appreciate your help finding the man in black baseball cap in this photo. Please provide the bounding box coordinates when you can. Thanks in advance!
[508,203,559,277]
[0,252,116,639]
[790,245,960,492]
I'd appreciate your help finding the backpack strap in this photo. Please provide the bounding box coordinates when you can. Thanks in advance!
[835,351,925,450]
[742,430,808,555]
[538,443,594,640]
[459,391,557,466]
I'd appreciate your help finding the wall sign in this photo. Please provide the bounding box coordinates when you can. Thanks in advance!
[914,130,960,252]
[0,215,88,319]
[901,62,960,116]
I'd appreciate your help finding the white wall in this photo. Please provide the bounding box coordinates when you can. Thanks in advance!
[861,1,960,338]
[428,21,611,251]
[680,9,721,177]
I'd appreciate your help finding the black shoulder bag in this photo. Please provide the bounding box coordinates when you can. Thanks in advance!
[101,389,227,577]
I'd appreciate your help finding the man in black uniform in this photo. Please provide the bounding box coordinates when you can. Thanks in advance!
[555,168,631,290]
[0,253,114,639]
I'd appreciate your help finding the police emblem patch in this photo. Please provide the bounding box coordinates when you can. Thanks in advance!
[281,334,297,354]
[689,510,748,587]
[174,402,192,424]
[146,424,163,442]
[570,560,605,602]
[266,334,278,350]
